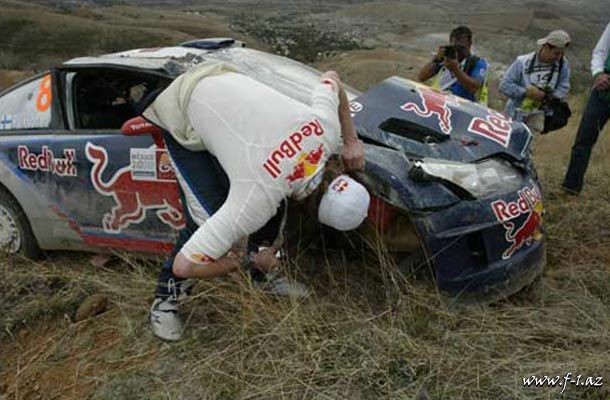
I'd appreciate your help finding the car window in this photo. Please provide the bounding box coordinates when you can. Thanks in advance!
[0,73,63,132]
[71,69,170,130]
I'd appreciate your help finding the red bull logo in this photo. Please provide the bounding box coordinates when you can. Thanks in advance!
[85,142,185,233]
[491,186,544,259]
[400,87,457,134]
[17,145,77,177]
[263,118,325,179]
[286,144,325,184]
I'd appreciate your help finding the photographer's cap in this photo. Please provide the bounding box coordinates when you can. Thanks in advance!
[318,175,370,231]
[537,30,571,49]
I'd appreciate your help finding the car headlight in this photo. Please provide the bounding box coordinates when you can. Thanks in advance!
[413,157,523,198]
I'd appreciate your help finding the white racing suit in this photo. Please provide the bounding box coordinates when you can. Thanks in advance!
[146,64,342,297]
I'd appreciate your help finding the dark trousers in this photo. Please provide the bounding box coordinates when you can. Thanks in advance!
[563,89,610,193]
[154,133,285,299]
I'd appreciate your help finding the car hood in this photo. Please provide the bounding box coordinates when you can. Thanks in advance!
[350,77,533,163]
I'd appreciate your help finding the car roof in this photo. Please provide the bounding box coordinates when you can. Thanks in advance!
[62,38,244,77]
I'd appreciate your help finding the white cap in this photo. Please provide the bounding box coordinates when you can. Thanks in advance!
[318,175,370,231]
[536,30,571,49]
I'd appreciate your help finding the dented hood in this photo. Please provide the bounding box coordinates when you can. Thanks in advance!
[351,77,533,163]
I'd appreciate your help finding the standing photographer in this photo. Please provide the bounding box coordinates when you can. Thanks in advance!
[418,26,489,104]
[499,30,571,133]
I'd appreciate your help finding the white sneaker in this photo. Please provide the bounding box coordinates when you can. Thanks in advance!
[252,271,311,298]
[149,297,183,341]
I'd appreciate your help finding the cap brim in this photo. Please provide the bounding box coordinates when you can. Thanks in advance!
[536,38,547,46]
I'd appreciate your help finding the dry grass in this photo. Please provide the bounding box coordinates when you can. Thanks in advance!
[1,2,610,399]
[2,122,610,398]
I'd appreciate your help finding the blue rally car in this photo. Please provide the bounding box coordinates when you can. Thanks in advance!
[0,38,545,299]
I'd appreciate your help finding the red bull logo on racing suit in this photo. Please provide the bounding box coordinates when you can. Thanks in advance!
[491,186,544,260]
[286,144,325,184]
[400,87,459,135]
[263,118,326,180]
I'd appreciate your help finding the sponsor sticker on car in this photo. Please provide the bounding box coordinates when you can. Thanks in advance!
[491,186,544,259]
[17,145,77,177]
[400,86,459,135]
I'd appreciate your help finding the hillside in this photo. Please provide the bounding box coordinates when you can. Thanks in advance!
[1,1,609,399]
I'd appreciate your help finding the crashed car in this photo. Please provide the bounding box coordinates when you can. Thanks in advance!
[0,38,545,299]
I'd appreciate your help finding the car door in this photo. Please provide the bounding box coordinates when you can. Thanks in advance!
[0,71,80,252]
[45,65,183,254]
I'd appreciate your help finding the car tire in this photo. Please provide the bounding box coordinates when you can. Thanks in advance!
[0,188,42,259]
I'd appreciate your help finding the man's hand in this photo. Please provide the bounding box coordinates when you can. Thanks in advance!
[249,247,281,272]
[341,136,365,171]
[526,85,546,101]
[320,70,341,87]
[593,73,610,91]
[443,57,460,73]
[435,46,445,62]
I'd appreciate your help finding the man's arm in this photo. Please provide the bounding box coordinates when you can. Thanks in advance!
[591,22,610,78]
[337,82,365,171]
[173,250,243,279]
[592,23,610,91]
[553,58,571,99]
[499,59,527,99]
[172,187,279,279]
[418,46,444,82]
[316,71,365,171]
[445,58,484,95]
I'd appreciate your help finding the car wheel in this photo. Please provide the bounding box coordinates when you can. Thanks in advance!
[0,189,42,259]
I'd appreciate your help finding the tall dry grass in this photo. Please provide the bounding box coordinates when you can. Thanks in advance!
[1,3,609,398]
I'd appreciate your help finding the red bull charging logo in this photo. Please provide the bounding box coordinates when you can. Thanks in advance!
[286,144,325,184]
[491,186,544,260]
[400,87,458,135]
[86,142,185,233]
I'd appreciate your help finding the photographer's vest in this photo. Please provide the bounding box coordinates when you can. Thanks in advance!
[431,55,489,106]
[521,54,563,112]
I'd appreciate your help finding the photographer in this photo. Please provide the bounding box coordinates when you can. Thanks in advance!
[500,30,571,133]
[418,26,489,104]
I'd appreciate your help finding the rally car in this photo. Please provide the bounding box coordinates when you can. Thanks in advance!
[0,38,545,299]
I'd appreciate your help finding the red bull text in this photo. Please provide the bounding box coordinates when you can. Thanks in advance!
[18,145,77,177]
[263,118,325,179]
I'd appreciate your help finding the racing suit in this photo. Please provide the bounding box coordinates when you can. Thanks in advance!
[179,71,342,263]
[146,67,342,297]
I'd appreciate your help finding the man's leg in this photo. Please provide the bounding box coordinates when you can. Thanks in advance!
[151,133,230,341]
[562,90,610,194]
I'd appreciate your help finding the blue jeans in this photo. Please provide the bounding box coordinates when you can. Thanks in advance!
[562,89,610,193]
[154,132,285,299]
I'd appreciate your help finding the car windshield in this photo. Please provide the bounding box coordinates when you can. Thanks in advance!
[206,47,360,104]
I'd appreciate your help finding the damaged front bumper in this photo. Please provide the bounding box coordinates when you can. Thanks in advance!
[361,145,546,300]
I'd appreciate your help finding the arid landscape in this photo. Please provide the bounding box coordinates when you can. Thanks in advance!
[1,1,609,399]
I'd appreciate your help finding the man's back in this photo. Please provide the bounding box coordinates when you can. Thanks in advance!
[186,72,342,192]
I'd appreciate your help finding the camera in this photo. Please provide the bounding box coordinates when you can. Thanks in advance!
[442,45,457,59]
